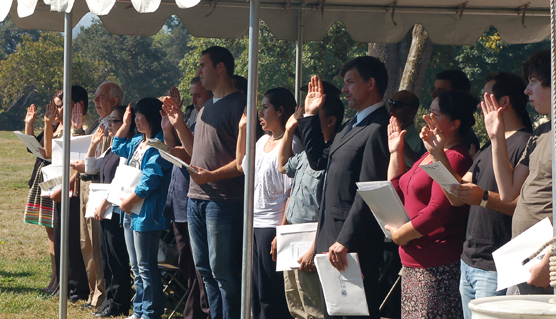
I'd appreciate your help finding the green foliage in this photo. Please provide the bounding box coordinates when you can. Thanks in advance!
[74,18,189,104]
[0,17,41,60]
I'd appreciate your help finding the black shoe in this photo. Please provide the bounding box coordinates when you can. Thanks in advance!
[81,303,94,310]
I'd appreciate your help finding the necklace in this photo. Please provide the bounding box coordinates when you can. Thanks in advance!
[272,132,284,141]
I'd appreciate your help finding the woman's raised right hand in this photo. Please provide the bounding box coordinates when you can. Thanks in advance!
[24,104,36,125]
[44,101,57,124]
[123,102,133,127]
[387,116,406,154]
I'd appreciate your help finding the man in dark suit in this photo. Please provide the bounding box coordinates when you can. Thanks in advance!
[297,56,390,318]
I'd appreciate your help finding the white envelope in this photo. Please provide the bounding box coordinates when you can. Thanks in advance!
[314,253,369,316]
[85,183,113,220]
[51,135,93,166]
[493,217,554,291]
[13,131,48,161]
[106,165,144,215]
[276,222,318,271]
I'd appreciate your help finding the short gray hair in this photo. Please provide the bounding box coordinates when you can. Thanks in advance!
[101,81,125,104]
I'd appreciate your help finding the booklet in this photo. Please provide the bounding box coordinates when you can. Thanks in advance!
[106,164,144,215]
[314,253,369,316]
[13,131,49,161]
[147,138,198,174]
[492,217,554,291]
[419,161,460,194]
[356,181,409,239]
[276,222,318,271]
[85,183,113,220]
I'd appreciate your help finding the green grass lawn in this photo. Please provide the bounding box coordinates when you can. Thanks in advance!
[0,131,158,318]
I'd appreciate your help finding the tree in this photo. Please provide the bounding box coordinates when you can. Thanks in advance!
[74,18,183,103]
[0,16,41,61]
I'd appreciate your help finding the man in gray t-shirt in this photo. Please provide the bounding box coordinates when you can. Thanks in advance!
[183,46,246,319]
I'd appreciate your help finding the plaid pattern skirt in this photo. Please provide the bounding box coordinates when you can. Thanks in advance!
[402,261,463,319]
[24,162,54,228]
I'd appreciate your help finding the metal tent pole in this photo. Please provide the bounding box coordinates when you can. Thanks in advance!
[240,0,260,316]
[59,11,72,319]
[550,0,556,295]
[294,8,304,104]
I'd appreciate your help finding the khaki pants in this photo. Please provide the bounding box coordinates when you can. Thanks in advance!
[283,269,324,319]
[80,179,105,307]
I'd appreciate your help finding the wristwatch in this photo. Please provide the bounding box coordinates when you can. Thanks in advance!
[479,189,489,208]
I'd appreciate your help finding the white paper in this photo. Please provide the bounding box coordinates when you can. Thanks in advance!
[39,176,63,197]
[276,222,318,271]
[314,253,369,316]
[13,131,48,161]
[147,138,170,152]
[493,217,554,291]
[291,242,313,268]
[419,161,460,194]
[106,165,144,215]
[356,181,409,239]
[41,165,63,182]
[158,149,199,174]
[51,135,93,166]
[85,183,113,220]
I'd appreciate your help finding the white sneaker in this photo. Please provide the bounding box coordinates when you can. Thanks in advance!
[124,315,139,319]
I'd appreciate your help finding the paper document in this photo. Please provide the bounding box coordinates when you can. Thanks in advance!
[356,181,409,239]
[13,131,48,161]
[492,217,554,291]
[419,161,460,194]
[276,222,318,271]
[85,183,113,219]
[41,165,63,182]
[39,176,63,197]
[51,135,93,166]
[314,253,369,316]
[146,138,170,152]
[158,149,198,174]
[107,165,144,215]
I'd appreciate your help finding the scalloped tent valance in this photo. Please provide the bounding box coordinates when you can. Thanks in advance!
[0,0,550,45]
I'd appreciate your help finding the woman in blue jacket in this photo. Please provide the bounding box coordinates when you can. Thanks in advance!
[112,97,172,319]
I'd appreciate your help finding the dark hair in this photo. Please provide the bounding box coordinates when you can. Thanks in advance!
[485,72,532,132]
[190,76,213,97]
[263,87,297,128]
[321,95,345,132]
[435,91,476,137]
[436,70,471,93]
[60,85,88,113]
[134,98,163,139]
[232,75,248,95]
[340,56,388,97]
[522,49,550,87]
[53,90,63,100]
[112,105,136,134]
[202,46,235,77]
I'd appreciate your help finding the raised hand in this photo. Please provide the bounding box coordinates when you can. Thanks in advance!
[123,102,133,127]
[25,104,37,125]
[481,92,506,140]
[387,116,406,154]
[91,124,105,145]
[162,97,185,128]
[160,110,174,132]
[285,104,304,132]
[420,114,446,155]
[44,101,57,124]
[71,103,84,130]
[238,113,248,131]
[304,75,326,115]
[170,86,185,108]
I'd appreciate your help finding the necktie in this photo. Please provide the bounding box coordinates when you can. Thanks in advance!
[343,116,358,137]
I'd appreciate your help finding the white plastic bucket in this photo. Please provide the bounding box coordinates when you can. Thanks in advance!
[469,295,556,319]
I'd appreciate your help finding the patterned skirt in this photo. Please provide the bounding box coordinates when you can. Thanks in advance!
[24,161,54,228]
[402,261,463,319]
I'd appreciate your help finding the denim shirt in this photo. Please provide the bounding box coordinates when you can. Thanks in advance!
[284,151,325,224]
[112,131,172,232]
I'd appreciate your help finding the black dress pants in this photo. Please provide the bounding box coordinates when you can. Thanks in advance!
[173,221,211,319]
[99,213,131,314]
[53,198,89,300]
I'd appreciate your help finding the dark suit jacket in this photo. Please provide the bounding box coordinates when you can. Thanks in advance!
[297,105,390,318]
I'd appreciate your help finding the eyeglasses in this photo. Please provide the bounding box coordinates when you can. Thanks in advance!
[107,119,122,125]
[388,99,410,109]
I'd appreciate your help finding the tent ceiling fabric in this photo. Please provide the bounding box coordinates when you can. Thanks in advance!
[2,0,551,45]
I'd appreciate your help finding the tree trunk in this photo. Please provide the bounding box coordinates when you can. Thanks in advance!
[399,24,435,95]
[368,30,412,102]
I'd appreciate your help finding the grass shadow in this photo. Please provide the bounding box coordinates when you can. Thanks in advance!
[0,270,33,278]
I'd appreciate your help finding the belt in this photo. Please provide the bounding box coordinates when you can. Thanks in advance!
[81,174,100,182]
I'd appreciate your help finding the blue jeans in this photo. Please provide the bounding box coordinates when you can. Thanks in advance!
[123,214,164,319]
[460,259,506,319]
[187,198,243,319]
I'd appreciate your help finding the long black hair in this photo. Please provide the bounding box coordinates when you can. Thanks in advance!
[134,98,163,140]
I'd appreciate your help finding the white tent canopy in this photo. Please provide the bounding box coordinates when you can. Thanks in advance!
[1,0,551,44]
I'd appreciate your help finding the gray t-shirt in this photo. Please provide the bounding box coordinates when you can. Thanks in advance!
[512,122,553,238]
[188,90,246,201]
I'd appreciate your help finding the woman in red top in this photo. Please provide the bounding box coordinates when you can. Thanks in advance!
[385,91,476,319]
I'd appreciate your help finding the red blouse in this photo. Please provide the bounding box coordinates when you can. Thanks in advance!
[391,145,472,268]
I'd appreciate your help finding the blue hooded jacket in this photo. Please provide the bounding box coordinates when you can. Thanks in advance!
[112,131,172,232]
